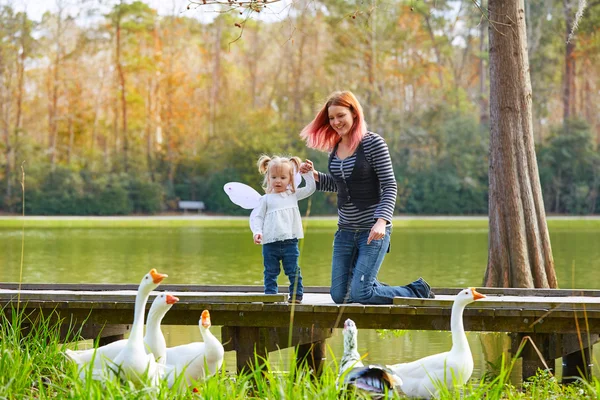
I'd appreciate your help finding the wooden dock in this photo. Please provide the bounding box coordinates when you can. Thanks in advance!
[1,283,599,381]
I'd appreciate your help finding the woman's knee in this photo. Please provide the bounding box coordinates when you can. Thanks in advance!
[330,288,346,304]
[350,281,373,302]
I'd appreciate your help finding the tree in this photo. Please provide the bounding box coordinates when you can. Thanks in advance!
[0,6,35,209]
[484,0,557,288]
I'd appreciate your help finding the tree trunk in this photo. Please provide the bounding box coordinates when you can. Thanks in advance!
[90,69,106,171]
[366,0,377,127]
[209,19,222,138]
[292,33,306,127]
[1,76,11,204]
[164,23,176,188]
[479,0,488,125]
[484,0,557,289]
[562,0,575,123]
[145,76,155,181]
[66,114,73,165]
[48,24,61,169]
[111,85,119,171]
[115,5,128,172]
[422,13,444,87]
[10,12,28,204]
[0,37,12,203]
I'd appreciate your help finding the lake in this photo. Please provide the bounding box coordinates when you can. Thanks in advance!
[1,216,599,380]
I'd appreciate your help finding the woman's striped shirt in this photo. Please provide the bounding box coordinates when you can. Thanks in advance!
[316,132,397,230]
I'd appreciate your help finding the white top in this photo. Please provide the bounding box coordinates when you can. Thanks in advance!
[249,172,316,244]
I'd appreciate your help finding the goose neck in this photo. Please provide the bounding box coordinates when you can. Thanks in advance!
[130,288,150,343]
[344,335,360,359]
[146,308,167,334]
[450,301,469,352]
[145,308,166,343]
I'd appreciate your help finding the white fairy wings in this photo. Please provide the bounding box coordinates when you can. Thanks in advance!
[223,173,303,210]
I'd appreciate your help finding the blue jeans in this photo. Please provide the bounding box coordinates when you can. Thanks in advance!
[262,239,304,299]
[330,226,431,304]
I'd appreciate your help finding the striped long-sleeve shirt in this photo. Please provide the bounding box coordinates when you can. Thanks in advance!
[316,132,397,230]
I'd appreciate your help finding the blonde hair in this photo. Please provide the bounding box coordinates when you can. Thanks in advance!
[257,155,302,193]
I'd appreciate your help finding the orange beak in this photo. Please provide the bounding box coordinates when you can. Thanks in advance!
[150,269,168,284]
[471,288,486,300]
[166,294,179,305]
[201,310,211,328]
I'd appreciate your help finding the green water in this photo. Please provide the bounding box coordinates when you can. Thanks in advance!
[1,217,599,379]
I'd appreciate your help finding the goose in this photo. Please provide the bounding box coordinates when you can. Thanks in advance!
[65,292,179,368]
[107,268,168,386]
[164,310,224,387]
[387,287,486,399]
[142,293,179,365]
[338,318,402,396]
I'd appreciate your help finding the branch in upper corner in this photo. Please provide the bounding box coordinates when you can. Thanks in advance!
[567,0,588,44]
[187,0,284,12]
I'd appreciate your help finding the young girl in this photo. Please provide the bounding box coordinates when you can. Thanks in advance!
[250,155,316,303]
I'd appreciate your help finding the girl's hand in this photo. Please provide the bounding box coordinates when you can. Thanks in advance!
[367,219,387,245]
[300,160,313,173]
[253,233,262,244]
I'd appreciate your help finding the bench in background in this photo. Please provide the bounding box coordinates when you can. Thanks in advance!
[178,200,205,214]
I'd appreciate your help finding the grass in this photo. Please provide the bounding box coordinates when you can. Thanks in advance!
[1,309,600,399]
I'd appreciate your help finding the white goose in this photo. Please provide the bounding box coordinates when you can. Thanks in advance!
[142,293,179,365]
[164,310,224,387]
[65,292,178,368]
[338,319,402,395]
[108,268,168,386]
[387,287,486,399]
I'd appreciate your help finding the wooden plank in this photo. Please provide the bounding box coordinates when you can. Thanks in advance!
[0,283,330,294]
[7,306,600,334]
[393,294,600,311]
[297,340,327,376]
[362,305,392,315]
[433,287,600,297]
[5,284,600,338]
[0,289,286,304]
[3,283,599,297]
[390,306,418,315]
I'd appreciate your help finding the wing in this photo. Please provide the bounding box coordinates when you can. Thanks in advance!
[223,182,262,209]
[64,340,127,369]
[293,171,302,189]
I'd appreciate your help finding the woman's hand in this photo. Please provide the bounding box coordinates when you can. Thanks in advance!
[300,159,319,182]
[253,233,262,244]
[299,159,314,173]
[367,219,387,245]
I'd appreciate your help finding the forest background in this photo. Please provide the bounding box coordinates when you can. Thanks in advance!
[0,0,598,216]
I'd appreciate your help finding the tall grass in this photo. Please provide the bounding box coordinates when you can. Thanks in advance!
[2,308,600,399]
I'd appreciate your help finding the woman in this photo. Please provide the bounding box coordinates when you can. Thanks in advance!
[299,91,433,304]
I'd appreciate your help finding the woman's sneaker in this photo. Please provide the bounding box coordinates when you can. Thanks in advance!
[417,277,435,298]
[288,295,303,304]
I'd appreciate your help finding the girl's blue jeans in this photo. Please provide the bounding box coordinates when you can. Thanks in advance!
[262,238,304,299]
[330,226,431,304]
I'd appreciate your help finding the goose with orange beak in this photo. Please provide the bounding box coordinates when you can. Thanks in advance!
[164,309,225,387]
[387,288,486,398]
[107,268,168,386]
[66,291,178,369]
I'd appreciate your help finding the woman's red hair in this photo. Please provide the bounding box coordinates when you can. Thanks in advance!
[300,91,367,152]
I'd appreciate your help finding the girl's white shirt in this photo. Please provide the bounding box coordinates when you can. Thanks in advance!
[250,172,316,244]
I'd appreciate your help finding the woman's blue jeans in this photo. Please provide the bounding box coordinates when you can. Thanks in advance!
[262,239,303,299]
[330,226,430,304]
